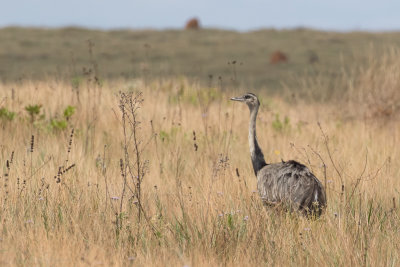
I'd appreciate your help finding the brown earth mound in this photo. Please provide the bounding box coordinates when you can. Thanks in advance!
[185,18,200,30]
[270,51,288,64]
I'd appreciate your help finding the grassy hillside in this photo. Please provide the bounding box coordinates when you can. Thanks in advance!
[1,27,400,93]
[1,28,400,265]
[0,75,399,265]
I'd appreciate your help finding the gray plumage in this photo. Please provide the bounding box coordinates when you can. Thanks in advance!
[231,93,326,216]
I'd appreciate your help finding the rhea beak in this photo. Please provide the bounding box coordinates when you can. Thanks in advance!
[230,96,245,102]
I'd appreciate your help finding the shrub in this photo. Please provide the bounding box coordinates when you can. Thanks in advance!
[25,104,42,123]
[272,113,291,132]
[50,119,68,130]
[0,107,15,121]
[63,105,75,121]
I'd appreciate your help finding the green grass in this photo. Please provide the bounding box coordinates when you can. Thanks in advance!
[2,27,400,94]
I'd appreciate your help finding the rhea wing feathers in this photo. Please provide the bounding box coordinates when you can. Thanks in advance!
[257,160,326,215]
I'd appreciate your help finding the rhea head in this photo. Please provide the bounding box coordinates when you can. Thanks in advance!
[230,93,260,109]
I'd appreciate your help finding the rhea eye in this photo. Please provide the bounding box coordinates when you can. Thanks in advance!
[244,95,250,99]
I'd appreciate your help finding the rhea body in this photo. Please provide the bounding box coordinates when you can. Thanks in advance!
[231,93,326,215]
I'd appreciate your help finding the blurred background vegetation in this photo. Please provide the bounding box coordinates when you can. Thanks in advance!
[2,27,400,98]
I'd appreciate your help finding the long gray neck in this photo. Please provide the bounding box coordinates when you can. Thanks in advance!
[248,104,267,175]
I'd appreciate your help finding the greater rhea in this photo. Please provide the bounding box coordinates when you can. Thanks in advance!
[231,93,326,216]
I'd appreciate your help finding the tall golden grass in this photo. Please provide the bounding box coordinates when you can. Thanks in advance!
[0,61,400,266]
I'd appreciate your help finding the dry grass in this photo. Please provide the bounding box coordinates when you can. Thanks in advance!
[347,48,400,121]
[0,73,399,266]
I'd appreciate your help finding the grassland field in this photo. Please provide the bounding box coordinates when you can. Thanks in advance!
[0,27,400,266]
[2,27,400,94]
